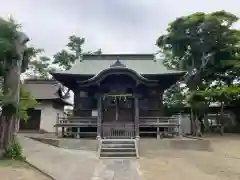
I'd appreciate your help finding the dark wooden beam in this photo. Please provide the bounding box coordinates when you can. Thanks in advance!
[97,96,102,139]
[134,96,140,138]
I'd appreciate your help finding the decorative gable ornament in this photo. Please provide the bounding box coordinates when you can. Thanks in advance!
[110,57,126,68]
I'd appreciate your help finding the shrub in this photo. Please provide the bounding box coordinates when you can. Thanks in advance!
[4,137,25,160]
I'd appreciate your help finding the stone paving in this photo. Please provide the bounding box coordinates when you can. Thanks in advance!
[18,135,99,180]
[18,134,240,180]
[19,135,141,180]
[91,159,140,180]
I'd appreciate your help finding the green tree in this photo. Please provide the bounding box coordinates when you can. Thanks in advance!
[157,11,240,72]
[26,56,51,79]
[157,11,240,89]
[50,35,102,97]
[157,11,240,135]
[163,83,188,110]
[0,18,38,151]
[26,35,102,79]
[195,84,240,134]
[53,35,101,70]
[52,35,84,70]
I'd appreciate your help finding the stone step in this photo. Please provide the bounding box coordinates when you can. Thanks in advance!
[101,147,136,152]
[99,139,138,158]
[101,144,135,148]
[102,141,135,145]
[100,151,137,158]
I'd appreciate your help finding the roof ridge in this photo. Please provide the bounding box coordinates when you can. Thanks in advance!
[81,54,154,61]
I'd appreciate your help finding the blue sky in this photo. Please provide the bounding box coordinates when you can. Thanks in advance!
[0,0,239,56]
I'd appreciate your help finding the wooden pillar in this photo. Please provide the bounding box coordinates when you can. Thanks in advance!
[156,118,160,139]
[55,113,59,137]
[134,96,139,138]
[77,128,80,138]
[97,96,102,139]
[61,127,64,137]
[73,88,80,116]
[178,114,182,137]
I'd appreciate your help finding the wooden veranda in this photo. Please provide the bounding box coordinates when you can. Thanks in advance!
[55,115,180,139]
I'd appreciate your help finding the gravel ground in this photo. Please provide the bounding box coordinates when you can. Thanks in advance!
[0,160,51,180]
[139,134,240,180]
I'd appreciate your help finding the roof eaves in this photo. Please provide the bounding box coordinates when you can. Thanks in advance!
[24,79,58,85]
[37,98,72,106]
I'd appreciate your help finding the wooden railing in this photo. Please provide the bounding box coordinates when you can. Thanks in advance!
[102,123,135,139]
[139,116,179,127]
[139,116,180,138]
[55,115,180,138]
[55,116,179,128]
[55,116,97,127]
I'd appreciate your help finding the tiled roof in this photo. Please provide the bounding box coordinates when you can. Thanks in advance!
[54,54,185,75]
[23,79,72,106]
[24,79,61,100]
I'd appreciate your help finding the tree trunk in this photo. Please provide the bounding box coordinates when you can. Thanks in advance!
[195,118,202,137]
[203,113,210,133]
[0,31,28,152]
[192,113,202,137]
[190,108,196,135]
[190,109,202,137]
[219,102,225,136]
[0,61,19,150]
[0,116,7,149]
[0,116,15,149]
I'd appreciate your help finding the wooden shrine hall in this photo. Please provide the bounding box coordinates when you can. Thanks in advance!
[52,54,186,139]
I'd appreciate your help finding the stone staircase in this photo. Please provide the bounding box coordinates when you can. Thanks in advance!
[98,139,139,158]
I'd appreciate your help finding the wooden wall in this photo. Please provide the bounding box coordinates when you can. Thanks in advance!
[73,75,166,118]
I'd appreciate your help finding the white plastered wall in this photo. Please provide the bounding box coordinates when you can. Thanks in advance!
[35,101,64,132]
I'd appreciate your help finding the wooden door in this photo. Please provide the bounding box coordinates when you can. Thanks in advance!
[19,109,41,131]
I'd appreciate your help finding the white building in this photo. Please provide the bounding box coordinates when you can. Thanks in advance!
[19,79,71,132]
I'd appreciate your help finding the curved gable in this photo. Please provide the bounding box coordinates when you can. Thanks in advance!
[77,67,158,86]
